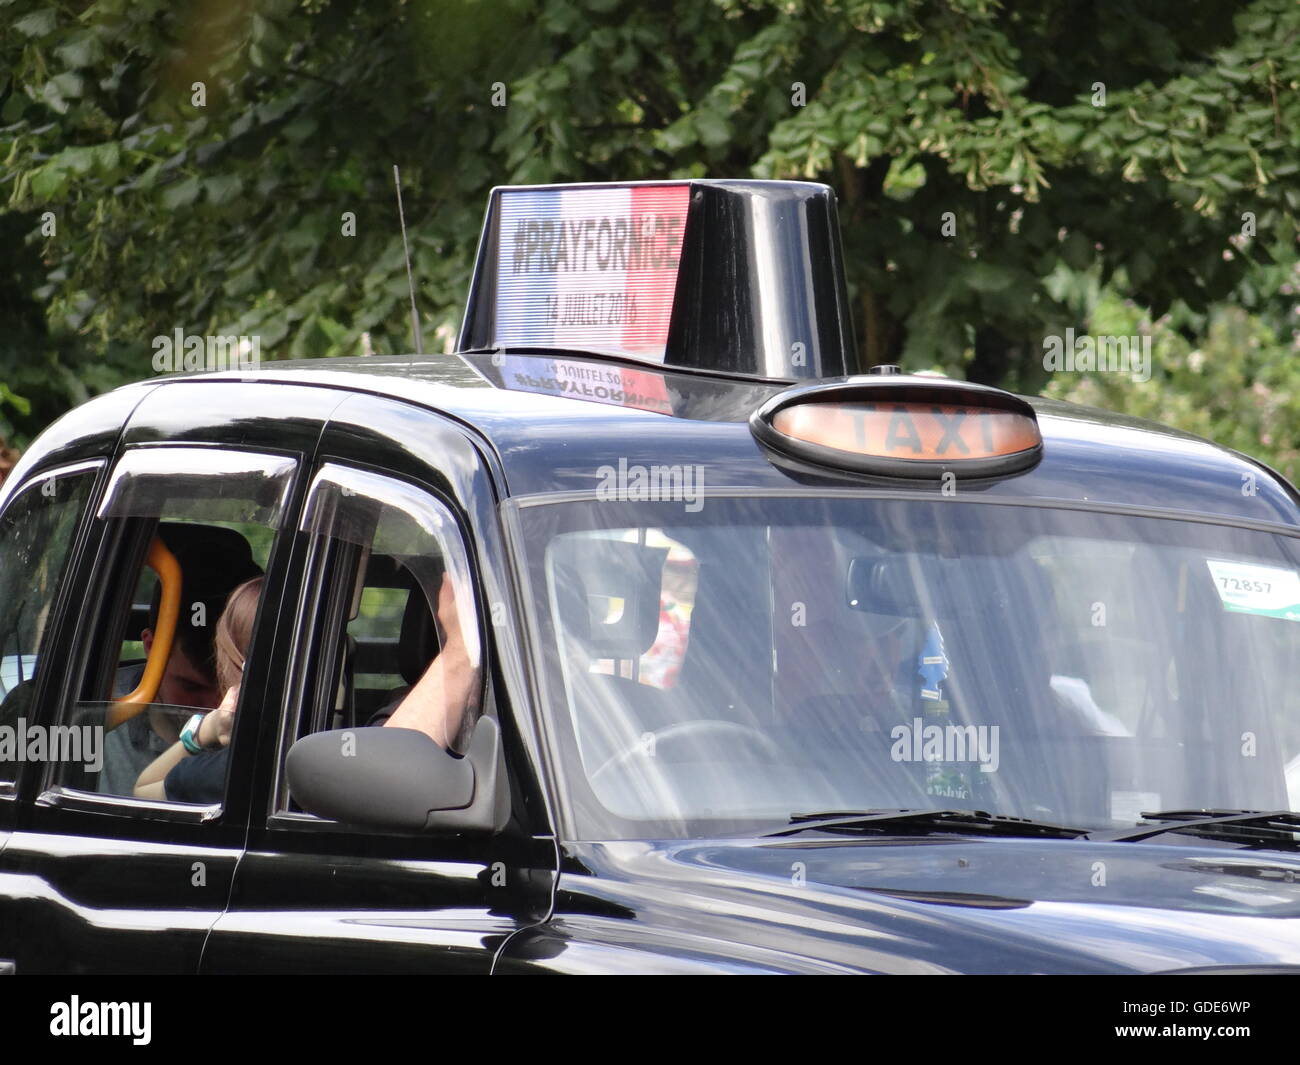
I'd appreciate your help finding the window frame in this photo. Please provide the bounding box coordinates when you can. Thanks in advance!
[269,461,488,829]
[33,445,300,822]
[0,459,106,795]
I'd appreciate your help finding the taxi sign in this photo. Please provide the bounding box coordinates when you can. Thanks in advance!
[750,375,1043,478]
[494,184,690,362]
[458,180,859,379]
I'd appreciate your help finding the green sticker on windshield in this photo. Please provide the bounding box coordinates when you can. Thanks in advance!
[1205,559,1300,621]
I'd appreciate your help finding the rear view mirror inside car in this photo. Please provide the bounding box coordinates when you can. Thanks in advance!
[846,554,997,621]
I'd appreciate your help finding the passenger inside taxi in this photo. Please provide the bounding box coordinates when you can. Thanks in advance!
[133,575,262,801]
[133,565,477,804]
[98,522,262,795]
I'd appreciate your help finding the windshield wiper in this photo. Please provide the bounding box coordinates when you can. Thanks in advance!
[760,807,1300,847]
[1093,809,1300,848]
[762,808,1089,840]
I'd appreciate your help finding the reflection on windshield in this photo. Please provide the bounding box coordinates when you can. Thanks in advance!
[517,496,1300,840]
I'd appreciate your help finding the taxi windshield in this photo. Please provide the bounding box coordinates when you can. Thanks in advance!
[513,494,1300,840]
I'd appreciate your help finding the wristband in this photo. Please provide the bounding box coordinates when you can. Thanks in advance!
[180,713,207,755]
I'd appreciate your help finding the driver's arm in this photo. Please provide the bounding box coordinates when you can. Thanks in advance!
[381,573,479,751]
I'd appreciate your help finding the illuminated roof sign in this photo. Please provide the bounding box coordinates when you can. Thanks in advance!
[459,180,857,380]
[751,376,1044,479]
[493,184,689,362]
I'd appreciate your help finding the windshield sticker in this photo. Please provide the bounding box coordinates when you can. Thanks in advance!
[1205,559,1300,622]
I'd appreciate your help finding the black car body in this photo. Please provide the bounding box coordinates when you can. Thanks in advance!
[2,181,1299,974]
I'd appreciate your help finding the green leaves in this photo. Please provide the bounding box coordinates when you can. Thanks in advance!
[965,263,1016,293]
[1,0,1297,476]
[203,174,243,206]
[0,382,32,418]
[694,110,732,149]
[14,8,57,37]
[290,313,348,357]
[1060,231,1093,272]
[882,155,926,199]
[53,30,104,69]
[160,176,201,210]
[28,162,68,200]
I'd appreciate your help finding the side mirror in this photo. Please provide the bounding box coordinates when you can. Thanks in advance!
[286,715,509,834]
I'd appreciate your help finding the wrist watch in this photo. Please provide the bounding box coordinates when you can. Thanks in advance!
[180,713,208,755]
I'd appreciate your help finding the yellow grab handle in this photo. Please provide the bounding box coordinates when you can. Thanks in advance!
[108,536,182,728]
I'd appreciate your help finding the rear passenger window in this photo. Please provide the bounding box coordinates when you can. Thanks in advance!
[46,448,296,808]
[275,464,483,818]
[0,462,101,786]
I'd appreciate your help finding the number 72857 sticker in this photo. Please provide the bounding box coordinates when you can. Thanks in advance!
[1205,559,1300,621]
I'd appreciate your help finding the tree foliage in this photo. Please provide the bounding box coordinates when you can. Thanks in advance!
[2,0,1297,468]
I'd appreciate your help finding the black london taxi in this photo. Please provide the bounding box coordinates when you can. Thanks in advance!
[2,179,1300,975]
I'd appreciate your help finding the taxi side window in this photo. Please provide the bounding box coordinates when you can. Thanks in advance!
[47,448,296,807]
[0,462,101,786]
[275,464,483,819]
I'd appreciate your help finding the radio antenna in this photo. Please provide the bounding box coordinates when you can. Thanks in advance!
[393,164,424,356]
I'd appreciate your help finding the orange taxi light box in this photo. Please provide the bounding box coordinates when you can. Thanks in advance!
[772,401,1041,461]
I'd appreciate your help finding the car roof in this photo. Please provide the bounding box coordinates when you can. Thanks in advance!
[121,351,1300,529]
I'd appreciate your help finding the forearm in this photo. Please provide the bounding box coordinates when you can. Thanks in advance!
[134,741,187,797]
[383,639,478,749]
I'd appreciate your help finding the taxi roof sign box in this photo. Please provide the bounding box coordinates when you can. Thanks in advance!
[458,180,859,380]
[750,375,1044,480]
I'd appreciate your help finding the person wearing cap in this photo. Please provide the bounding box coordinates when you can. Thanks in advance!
[97,522,263,796]
[133,575,263,802]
